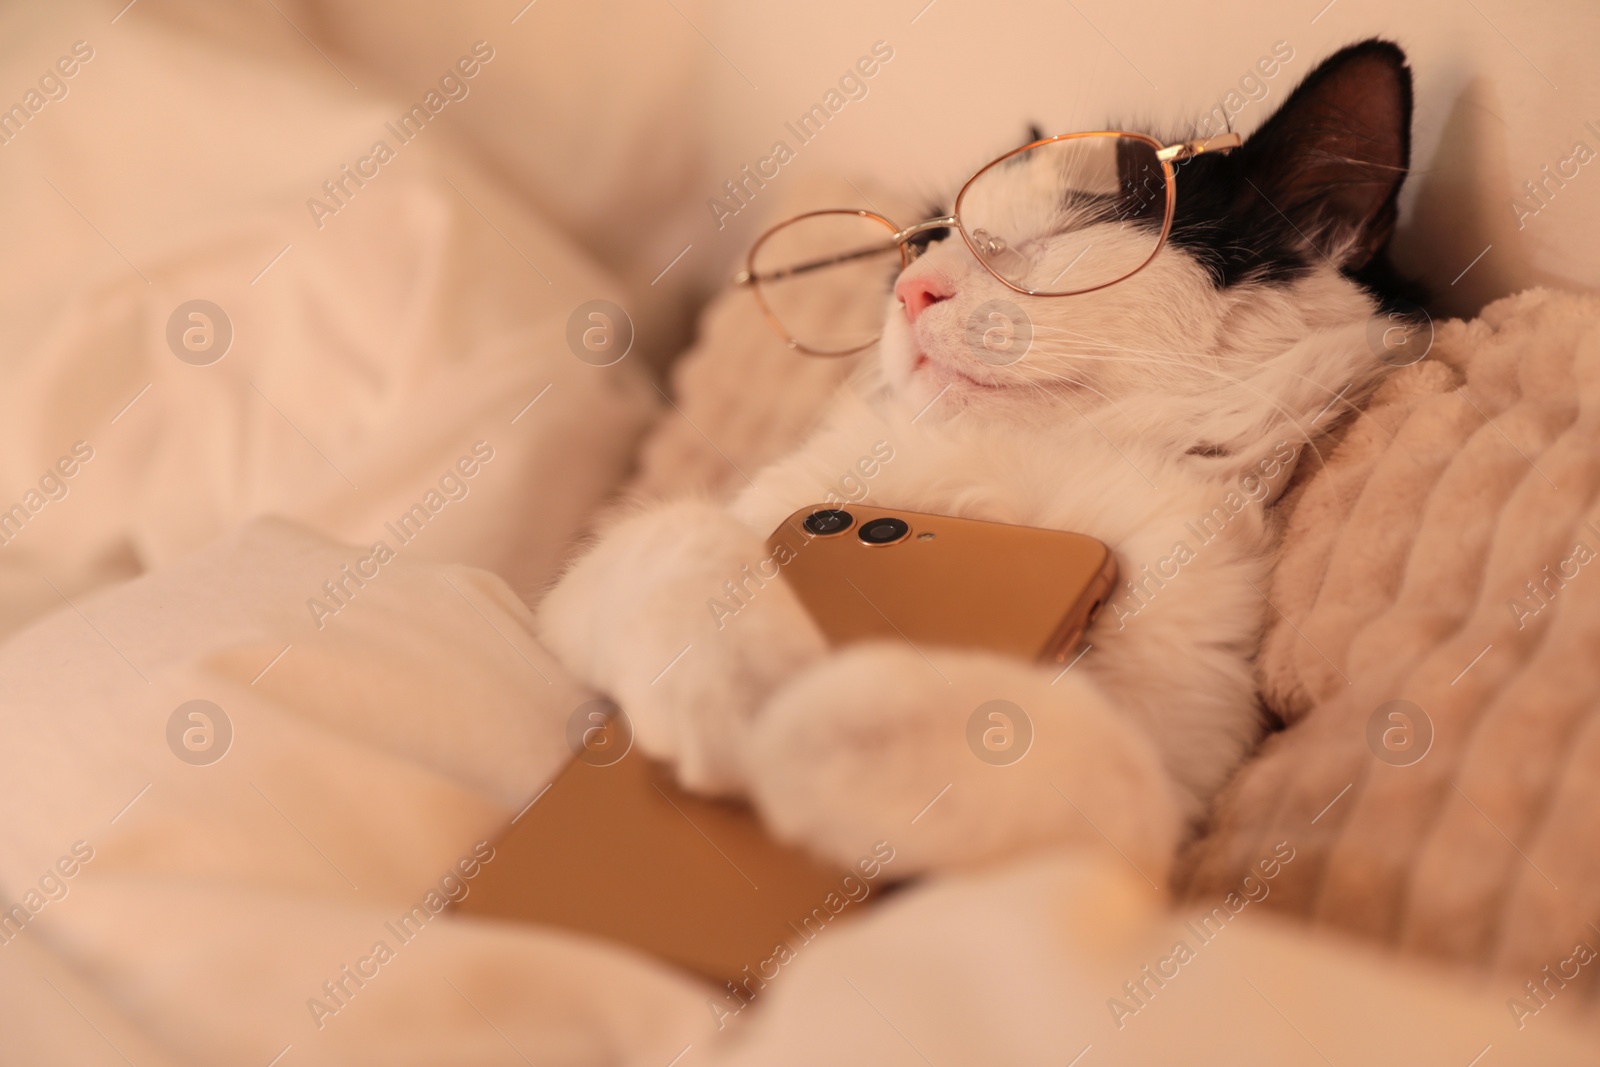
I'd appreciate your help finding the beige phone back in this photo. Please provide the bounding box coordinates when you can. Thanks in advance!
[767,503,1117,662]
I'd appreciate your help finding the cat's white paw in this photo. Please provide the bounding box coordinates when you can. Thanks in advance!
[746,642,1182,882]
[537,499,827,794]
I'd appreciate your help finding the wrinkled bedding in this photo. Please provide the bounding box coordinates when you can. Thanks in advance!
[0,0,655,639]
[0,519,711,1066]
[5,2,1600,1062]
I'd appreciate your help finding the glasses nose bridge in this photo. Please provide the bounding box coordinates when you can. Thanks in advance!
[892,215,959,242]
[892,214,958,245]
[891,215,958,267]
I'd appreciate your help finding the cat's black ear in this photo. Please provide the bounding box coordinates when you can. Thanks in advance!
[1236,39,1412,269]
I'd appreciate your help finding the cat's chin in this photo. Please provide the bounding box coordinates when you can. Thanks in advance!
[897,348,1011,413]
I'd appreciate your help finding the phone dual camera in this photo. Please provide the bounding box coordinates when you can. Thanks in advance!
[803,508,909,546]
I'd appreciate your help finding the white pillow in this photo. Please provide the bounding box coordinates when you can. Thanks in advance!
[267,0,715,336]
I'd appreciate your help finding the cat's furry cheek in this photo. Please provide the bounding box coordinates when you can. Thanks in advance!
[536,499,828,795]
[745,643,1183,882]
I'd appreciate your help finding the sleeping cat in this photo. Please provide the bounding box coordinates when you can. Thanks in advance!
[538,40,1415,882]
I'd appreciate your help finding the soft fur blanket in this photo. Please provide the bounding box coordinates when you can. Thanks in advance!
[1180,287,1600,1027]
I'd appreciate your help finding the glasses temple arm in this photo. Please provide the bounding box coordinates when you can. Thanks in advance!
[1154,132,1244,162]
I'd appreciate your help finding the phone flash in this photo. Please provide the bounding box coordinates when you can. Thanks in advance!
[917,532,936,541]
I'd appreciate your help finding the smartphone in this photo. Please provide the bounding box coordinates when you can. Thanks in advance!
[452,719,876,990]
[455,505,1115,987]
[768,502,1117,663]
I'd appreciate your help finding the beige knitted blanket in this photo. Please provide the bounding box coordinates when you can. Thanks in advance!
[1180,287,1600,1026]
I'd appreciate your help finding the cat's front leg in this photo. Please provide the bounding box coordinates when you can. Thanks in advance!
[745,642,1183,883]
[537,499,827,794]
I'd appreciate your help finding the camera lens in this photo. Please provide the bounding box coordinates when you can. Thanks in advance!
[803,509,853,536]
[858,517,910,545]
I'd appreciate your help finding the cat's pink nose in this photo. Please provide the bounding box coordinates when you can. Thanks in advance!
[895,271,955,323]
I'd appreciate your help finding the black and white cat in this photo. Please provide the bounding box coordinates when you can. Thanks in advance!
[539,41,1414,882]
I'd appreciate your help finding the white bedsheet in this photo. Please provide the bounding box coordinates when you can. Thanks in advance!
[0,518,713,1066]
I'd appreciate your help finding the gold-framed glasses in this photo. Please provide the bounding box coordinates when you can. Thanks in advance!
[734,131,1243,356]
